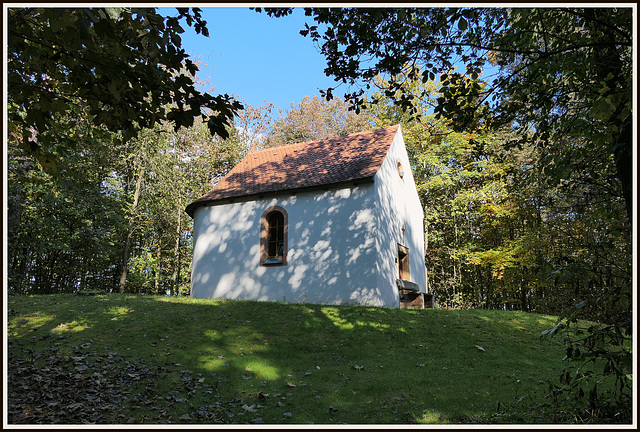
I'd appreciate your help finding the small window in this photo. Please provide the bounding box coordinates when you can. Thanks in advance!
[260,206,288,266]
[398,244,410,280]
[397,159,405,179]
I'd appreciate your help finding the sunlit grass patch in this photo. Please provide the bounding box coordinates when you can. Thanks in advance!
[7,311,55,337]
[415,409,447,424]
[106,305,134,320]
[49,320,89,334]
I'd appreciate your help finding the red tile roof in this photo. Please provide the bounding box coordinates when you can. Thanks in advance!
[186,124,400,217]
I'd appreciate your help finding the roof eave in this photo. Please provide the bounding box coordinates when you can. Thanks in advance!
[185,176,376,218]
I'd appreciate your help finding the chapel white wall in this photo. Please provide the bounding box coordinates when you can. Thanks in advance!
[191,184,387,306]
[373,127,427,305]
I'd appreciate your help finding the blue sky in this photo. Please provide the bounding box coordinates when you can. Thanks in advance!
[163,7,339,113]
[168,7,498,117]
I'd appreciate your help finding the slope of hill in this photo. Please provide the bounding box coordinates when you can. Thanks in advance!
[7,294,572,424]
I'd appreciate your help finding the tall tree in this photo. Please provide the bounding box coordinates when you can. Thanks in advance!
[116,117,247,295]
[117,134,150,294]
[7,109,125,294]
[8,7,242,177]
[266,94,374,146]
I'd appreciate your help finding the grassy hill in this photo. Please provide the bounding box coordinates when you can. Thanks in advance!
[7,293,575,424]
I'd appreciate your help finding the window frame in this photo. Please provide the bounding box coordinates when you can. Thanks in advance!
[260,206,288,266]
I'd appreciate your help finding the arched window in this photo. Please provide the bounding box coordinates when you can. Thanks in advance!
[260,206,288,266]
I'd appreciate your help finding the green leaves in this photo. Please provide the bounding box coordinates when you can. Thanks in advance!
[589,95,617,121]
[541,315,632,423]
[8,7,242,167]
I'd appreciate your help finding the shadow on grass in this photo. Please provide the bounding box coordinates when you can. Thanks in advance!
[7,294,565,424]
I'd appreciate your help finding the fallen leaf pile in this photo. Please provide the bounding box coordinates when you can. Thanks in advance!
[7,344,228,424]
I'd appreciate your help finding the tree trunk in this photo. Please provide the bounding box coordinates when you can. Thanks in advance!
[119,166,144,294]
[46,252,59,292]
[613,120,632,224]
[170,200,182,296]
[586,8,633,224]
[154,241,161,295]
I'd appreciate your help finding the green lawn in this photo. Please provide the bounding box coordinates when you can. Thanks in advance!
[7,293,575,424]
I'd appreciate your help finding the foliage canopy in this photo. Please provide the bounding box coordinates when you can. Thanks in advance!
[8,7,243,175]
